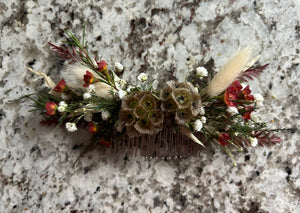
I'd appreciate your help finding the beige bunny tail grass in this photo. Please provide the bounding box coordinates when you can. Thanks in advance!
[205,48,253,97]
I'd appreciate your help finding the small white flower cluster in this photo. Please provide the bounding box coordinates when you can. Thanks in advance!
[101,110,111,120]
[194,119,203,132]
[58,101,68,112]
[196,67,208,79]
[65,122,77,132]
[115,79,127,91]
[200,116,206,124]
[118,90,127,99]
[199,106,205,115]
[249,137,258,147]
[253,93,264,106]
[83,93,91,99]
[114,62,124,72]
[83,85,96,100]
[137,73,148,82]
[226,106,239,116]
[193,116,206,132]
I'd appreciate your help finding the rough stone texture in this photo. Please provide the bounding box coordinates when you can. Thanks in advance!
[0,0,299,212]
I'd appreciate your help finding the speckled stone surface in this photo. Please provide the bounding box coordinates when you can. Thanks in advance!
[0,0,299,212]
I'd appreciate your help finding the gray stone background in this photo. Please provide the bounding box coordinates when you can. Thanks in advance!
[0,0,299,212]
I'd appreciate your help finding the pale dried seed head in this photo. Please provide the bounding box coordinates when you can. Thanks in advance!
[205,48,253,97]
[134,117,154,135]
[172,88,192,109]
[175,108,193,125]
[140,93,157,111]
[122,95,139,110]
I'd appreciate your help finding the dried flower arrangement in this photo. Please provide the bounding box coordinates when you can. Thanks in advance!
[26,31,283,161]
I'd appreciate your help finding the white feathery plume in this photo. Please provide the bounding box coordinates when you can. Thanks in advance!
[60,63,98,89]
[93,82,114,97]
[205,48,255,97]
[61,63,114,98]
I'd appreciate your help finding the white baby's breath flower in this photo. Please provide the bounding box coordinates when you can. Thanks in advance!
[87,85,95,93]
[199,106,205,115]
[114,62,124,72]
[194,119,203,132]
[101,110,111,120]
[200,116,206,124]
[249,137,258,147]
[119,79,126,86]
[253,93,264,106]
[226,106,239,115]
[152,79,159,90]
[196,66,208,77]
[57,101,68,112]
[118,90,127,99]
[137,73,148,82]
[115,79,127,91]
[58,106,66,112]
[126,85,134,92]
[59,101,68,108]
[83,92,91,99]
[65,122,77,132]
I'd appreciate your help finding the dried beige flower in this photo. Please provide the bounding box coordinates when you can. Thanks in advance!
[61,63,114,98]
[205,48,254,97]
[27,67,56,89]
[119,91,163,136]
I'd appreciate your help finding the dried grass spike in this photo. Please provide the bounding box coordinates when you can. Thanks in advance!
[205,48,253,97]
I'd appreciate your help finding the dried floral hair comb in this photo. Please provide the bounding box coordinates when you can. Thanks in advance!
[26,31,285,161]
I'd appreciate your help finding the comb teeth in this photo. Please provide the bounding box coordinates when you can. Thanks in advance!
[109,128,203,158]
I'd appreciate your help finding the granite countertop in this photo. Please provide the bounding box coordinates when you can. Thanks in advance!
[0,0,299,212]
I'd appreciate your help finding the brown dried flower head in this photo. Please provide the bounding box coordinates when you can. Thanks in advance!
[119,91,163,136]
[160,80,202,124]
